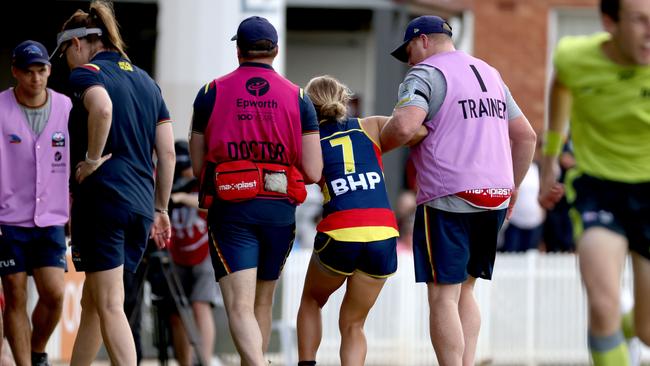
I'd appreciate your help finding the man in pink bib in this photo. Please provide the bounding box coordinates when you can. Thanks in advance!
[189,16,322,365]
[0,40,72,366]
[381,16,537,365]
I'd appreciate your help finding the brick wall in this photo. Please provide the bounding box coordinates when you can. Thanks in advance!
[472,0,597,132]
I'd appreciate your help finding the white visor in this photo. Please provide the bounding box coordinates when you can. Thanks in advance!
[50,27,103,60]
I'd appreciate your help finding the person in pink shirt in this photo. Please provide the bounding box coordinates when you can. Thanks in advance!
[0,40,72,366]
[190,16,322,365]
[381,16,537,365]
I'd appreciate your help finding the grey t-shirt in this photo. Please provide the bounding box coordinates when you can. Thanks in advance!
[19,89,52,136]
[396,64,520,212]
[396,64,522,120]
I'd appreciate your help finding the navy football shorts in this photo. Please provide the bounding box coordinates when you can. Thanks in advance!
[0,225,67,276]
[71,199,152,273]
[313,232,397,278]
[413,205,506,284]
[567,172,650,259]
[208,219,295,281]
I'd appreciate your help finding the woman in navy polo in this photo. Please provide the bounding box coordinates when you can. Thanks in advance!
[55,2,175,364]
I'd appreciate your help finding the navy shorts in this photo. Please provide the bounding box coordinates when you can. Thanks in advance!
[0,225,67,276]
[413,205,507,284]
[568,173,650,259]
[71,199,152,273]
[313,232,397,278]
[208,219,295,281]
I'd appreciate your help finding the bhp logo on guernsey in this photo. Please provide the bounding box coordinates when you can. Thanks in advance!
[246,77,270,97]
[331,172,382,196]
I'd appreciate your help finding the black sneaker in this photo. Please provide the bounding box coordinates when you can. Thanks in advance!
[31,352,51,366]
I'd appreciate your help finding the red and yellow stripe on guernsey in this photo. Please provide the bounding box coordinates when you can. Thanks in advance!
[316,208,398,242]
[423,206,437,283]
[210,231,231,275]
[157,118,172,126]
[359,122,385,170]
[203,80,215,95]
[81,63,100,72]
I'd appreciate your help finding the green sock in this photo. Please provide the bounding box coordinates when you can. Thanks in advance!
[622,309,635,340]
[589,330,629,366]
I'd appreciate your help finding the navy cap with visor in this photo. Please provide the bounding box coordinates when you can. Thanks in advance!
[12,40,51,69]
[50,27,103,59]
[391,15,452,63]
[231,16,278,50]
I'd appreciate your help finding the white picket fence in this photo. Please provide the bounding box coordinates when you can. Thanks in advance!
[41,249,648,365]
[269,249,648,366]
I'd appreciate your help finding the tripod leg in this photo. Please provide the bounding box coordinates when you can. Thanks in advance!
[149,252,172,366]
[152,299,169,366]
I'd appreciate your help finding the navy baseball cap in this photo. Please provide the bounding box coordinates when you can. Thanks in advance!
[12,40,51,69]
[231,16,278,49]
[391,15,453,63]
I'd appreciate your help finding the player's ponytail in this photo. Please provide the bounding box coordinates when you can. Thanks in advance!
[305,75,352,122]
[60,0,128,59]
[88,1,127,59]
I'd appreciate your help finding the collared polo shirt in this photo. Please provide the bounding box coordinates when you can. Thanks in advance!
[68,51,171,218]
